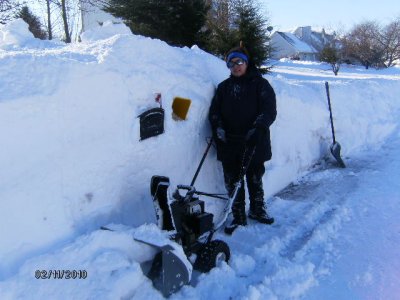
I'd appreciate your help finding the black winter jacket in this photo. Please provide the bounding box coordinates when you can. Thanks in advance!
[209,66,277,164]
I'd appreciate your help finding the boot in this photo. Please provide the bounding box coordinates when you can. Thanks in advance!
[248,198,274,225]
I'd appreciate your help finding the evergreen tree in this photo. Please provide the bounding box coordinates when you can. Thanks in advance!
[17,6,47,39]
[204,0,272,71]
[232,0,271,69]
[104,0,209,47]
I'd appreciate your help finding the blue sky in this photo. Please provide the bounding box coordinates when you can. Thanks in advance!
[262,0,400,31]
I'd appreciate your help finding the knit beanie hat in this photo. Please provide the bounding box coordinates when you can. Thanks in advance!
[225,42,250,63]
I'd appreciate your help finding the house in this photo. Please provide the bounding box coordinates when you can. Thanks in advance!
[270,26,339,61]
[293,26,337,52]
[270,31,318,61]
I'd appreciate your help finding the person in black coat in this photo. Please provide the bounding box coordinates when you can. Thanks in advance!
[209,45,277,234]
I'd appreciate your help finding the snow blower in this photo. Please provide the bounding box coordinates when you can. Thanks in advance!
[139,137,256,296]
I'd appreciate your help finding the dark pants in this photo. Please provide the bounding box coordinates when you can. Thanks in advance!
[222,159,265,223]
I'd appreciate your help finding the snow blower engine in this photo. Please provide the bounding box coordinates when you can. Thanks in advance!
[152,176,224,254]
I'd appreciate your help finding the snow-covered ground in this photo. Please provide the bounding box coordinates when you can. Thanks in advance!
[1,19,399,299]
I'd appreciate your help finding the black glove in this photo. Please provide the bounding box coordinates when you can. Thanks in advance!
[215,126,227,143]
[245,127,264,147]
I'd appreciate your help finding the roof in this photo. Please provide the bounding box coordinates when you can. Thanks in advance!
[276,31,317,53]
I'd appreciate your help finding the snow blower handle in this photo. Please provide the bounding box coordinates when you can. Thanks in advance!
[237,145,256,183]
[213,144,256,231]
[190,137,213,186]
[175,185,197,202]
[177,185,196,194]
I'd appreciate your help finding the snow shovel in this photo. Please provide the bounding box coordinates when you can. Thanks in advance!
[325,81,346,168]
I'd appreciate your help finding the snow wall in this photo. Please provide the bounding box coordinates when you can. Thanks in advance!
[1,19,400,278]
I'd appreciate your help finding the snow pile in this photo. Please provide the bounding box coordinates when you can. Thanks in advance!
[0,20,227,278]
[0,19,61,50]
[0,19,36,49]
[80,20,131,42]
[0,225,163,300]
[1,20,400,299]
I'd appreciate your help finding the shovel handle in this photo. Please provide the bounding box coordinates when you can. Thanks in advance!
[325,81,336,144]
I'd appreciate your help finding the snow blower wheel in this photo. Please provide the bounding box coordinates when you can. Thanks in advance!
[194,240,230,273]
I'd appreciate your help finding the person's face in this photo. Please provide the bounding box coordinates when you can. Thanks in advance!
[228,58,248,77]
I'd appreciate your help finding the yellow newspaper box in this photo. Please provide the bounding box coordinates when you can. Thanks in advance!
[172,97,191,120]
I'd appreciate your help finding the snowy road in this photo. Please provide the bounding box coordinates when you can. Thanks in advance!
[305,134,400,300]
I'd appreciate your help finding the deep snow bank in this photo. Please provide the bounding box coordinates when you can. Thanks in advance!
[0,20,227,276]
[1,20,400,278]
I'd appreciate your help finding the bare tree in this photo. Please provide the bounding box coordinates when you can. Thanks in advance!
[341,21,383,69]
[46,0,53,39]
[380,18,400,67]
[57,0,109,42]
[32,0,58,40]
[45,0,80,43]
[0,0,21,24]
[60,0,71,42]
[204,0,236,56]
[42,0,72,42]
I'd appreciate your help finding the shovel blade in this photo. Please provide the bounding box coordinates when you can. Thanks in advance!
[330,142,346,168]
[147,245,191,297]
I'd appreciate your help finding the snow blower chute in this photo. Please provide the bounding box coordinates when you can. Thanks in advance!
[138,137,256,296]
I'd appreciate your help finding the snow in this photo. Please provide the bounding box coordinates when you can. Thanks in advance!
[0,19,36,49]
[80,3,121,33]
[1,20,399,299]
